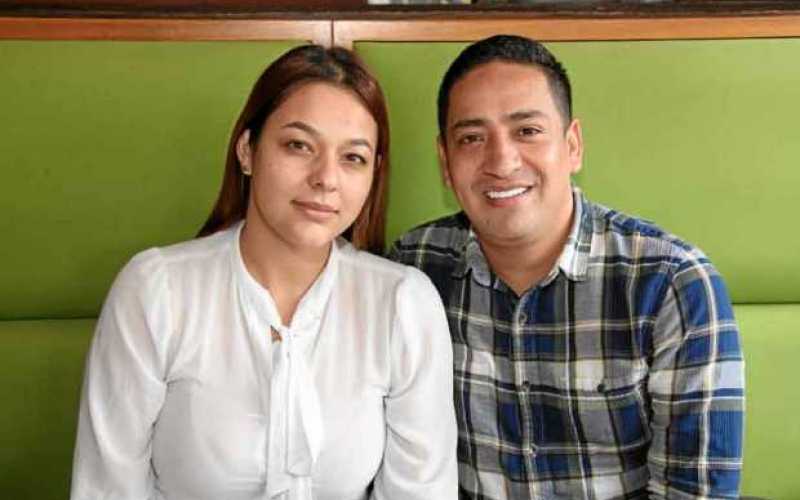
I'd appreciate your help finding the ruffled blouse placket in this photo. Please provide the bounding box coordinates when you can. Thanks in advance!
[232,224,339,500]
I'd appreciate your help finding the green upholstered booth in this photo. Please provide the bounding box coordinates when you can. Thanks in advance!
[0,320,94,499]
[356,40,800,499]
[2,33,799,499]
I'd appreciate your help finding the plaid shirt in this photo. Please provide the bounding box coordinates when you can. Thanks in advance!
[388,188,744,499]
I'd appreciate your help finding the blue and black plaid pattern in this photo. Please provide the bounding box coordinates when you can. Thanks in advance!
[388,189,744,499]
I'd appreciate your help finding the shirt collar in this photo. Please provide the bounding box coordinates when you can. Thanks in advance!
[452,186,593,287]
[554,186,592,283]
[450,216,485,283]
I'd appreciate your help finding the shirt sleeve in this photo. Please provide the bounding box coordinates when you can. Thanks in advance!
[71,249,170,500]
[371,267,459,500]
[646,254,745,499]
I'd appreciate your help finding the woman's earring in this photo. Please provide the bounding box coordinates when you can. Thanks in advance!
[242,165,252,176]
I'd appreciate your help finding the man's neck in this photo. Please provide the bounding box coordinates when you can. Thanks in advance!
[478,204,575,297]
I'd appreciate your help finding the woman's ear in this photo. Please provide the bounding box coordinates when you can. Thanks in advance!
[236,129,253,176]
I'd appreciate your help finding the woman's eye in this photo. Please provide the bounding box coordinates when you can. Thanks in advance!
[286,140,311,153]
[344,153,368,165]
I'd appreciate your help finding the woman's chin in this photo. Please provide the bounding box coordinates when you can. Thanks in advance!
[284,226,342,253]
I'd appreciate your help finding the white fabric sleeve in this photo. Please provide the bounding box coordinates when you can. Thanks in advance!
[371,267,458,500]
[70,249,170,500]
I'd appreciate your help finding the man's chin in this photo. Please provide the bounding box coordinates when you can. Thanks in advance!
[473,219,539,247]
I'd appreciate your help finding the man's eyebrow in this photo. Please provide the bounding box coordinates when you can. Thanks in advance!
[449,118,487,132]
[506,109,547,122]
[449,110,548,132]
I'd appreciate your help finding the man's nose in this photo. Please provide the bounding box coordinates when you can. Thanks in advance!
[483,134,521,178]
[309,153,338,192]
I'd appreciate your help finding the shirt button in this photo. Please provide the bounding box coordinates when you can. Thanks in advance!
[518,312,528,323]
[521,381,531,391]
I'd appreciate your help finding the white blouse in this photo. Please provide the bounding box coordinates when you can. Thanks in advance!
[70,223,458,500]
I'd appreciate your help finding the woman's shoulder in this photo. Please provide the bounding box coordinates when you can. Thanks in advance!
[121,224,237,279]
[336,238,431,284]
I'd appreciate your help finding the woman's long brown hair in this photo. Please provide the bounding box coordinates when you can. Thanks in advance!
[197,45,390,255]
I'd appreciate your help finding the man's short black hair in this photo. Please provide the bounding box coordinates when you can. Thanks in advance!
[437,34,573,137]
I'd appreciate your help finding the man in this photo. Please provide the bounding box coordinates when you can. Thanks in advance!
[389,35,744,499]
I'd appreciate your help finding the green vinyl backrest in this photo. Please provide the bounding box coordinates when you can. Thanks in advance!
[735,305,800,500]
[0,40,300,320]
[0,319,94,499]
[356,40,800,304]
[5,39,797,316]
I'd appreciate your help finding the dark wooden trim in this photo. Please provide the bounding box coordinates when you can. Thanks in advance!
[2,1,800,18]
[0,17,332,44]
[0,1,359,18]
[3,11,800,46]
[333,15,800,49]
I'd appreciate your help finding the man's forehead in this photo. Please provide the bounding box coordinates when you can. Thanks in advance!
[453,61,547,92]
[446,63,557,127]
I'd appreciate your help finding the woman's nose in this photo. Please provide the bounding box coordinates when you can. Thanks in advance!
[308,154,338,192]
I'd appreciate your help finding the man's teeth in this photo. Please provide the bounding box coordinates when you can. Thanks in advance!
[486,187,528,200]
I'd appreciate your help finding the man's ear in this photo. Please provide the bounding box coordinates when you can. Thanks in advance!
[437,135,453,188]
[565,118,584,175]
[236,129,253,175]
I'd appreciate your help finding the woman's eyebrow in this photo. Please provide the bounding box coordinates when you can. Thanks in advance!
[347,138,373,152]
[282,121,318,136]
[284,121,373,151]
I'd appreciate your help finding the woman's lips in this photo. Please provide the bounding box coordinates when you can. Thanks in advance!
[293,200,339,220]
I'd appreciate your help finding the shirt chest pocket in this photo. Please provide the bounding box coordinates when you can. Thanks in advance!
[530,363,652,452]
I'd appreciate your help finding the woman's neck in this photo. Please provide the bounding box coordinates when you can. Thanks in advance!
[239,220,331,327]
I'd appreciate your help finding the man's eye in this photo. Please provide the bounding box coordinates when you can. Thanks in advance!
[457,134,483,146]
[518,126,541,137]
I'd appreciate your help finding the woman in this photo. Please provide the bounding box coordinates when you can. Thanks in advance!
[70,45,457,500]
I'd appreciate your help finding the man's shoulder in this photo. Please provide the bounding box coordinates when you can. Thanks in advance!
[389,212,470,262]
[586,197,710,270]
[587,196,705,258]
[584,197,733,328]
